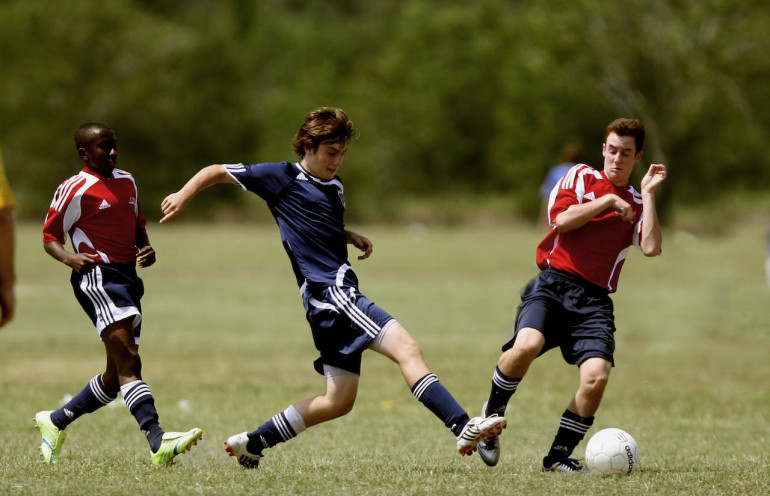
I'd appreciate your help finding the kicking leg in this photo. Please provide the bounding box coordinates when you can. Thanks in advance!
[372,322,506,455]
[226,371,359,468]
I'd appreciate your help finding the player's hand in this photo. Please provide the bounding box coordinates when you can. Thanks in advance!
[641,164,667,194]
[68,253,99,275]
[159,192,188,224]
[610,196,634,222]
[347,230,373,260]
[136,245,156,268]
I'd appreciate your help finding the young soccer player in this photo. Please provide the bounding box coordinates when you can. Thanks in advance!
[36,123,203,466]
[159,107,506,468]
[477,118,667,471]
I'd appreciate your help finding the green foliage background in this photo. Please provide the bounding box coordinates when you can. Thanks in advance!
[1,0,768,224]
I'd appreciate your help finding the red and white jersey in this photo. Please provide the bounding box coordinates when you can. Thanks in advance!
[43,167,146,264]
[537,164,644,292]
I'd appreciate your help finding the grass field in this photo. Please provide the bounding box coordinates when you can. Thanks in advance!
[1,221,768,495]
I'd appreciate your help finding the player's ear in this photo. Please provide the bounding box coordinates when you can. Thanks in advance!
[78,147,88,161]
[634,150,644,163]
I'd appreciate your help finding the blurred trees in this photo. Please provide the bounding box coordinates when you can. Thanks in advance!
[1,0,767,224]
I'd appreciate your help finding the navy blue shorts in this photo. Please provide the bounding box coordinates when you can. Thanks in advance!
[303,285,395,376]
[70,263,143,344]
[502,268,616,366]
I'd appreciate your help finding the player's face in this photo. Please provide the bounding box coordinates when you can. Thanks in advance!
[81,130,118,176]
[302,142,347,180]
[602,133,642,187]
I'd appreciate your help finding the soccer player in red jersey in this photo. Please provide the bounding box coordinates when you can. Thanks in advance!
[477,118,667,471]
[35,123,202,466]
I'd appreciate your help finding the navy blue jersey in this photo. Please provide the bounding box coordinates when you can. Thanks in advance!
[225,162,353,290]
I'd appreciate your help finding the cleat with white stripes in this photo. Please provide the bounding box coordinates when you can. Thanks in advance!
[151,428,203,467]
[542,456,587,473]
[225,432,263,469]
[456,415,507,456]
[34,411,67,464]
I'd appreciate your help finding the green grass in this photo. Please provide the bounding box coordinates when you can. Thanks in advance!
[1,221,768,495]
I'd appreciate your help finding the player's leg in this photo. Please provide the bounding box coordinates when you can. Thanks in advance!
[101,319,162,446]
[475,327,544,466]
[485,327,544,417]
[46,355,120,432]
[225,370,359,468]
[102,319,202,466]
[372,322,507,456]
[571,356,611,417]
[542,357,611,472]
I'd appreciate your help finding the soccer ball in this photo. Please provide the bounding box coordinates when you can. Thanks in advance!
[584,428,640,476]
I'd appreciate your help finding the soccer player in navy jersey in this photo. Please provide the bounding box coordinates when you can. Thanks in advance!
[36,123,203,466]
[159,107,506,468]
[477,118,667,471]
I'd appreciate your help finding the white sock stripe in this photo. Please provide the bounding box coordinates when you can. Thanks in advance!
[328,286,380,338]
[283,405,307,434]
[121,382,152,410]
[560,418,591,434]
[271,413,295,441]
[412,373,438,400]
[89,375,115,405]
[492,370,520,391]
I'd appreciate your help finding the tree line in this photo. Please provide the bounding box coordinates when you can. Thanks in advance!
[1,0,767,225]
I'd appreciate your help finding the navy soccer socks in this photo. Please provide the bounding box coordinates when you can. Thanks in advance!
[543,409,594,465]
[246,406,307,455]
[484,366,521,417]
[121,380,164,452]
[50,374,117,430]
[411,373,470,436]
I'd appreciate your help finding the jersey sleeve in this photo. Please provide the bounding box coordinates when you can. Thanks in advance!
[223,162,293,202]
[42,176,83,245]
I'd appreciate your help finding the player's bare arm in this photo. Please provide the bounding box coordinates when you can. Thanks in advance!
[160,164,237,224]
[554,194,632,232]
[345,229,373,260]
[134,228,156,268]
[43,240,98,275]
[638,164,666,256]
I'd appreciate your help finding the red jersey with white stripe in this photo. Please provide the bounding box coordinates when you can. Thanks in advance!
[537,164,643,292]
[43,167,146,264]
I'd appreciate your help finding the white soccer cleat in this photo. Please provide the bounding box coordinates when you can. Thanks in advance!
[456,415,507,456]
[224,432,263,469]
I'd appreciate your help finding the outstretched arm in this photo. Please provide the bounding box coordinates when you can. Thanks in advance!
[159,164,237,224]
[638,164,667,256]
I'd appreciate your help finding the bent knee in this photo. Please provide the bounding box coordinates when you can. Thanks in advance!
[582,372,609,393]
[324,396,355,419]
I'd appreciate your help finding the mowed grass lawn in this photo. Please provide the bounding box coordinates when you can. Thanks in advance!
[1,221,768,496]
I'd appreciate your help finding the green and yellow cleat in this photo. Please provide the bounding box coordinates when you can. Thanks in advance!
[34,411,67,465]
[151,428,203,467]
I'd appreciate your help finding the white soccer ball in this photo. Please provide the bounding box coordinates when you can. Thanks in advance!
[584,428,640,476]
